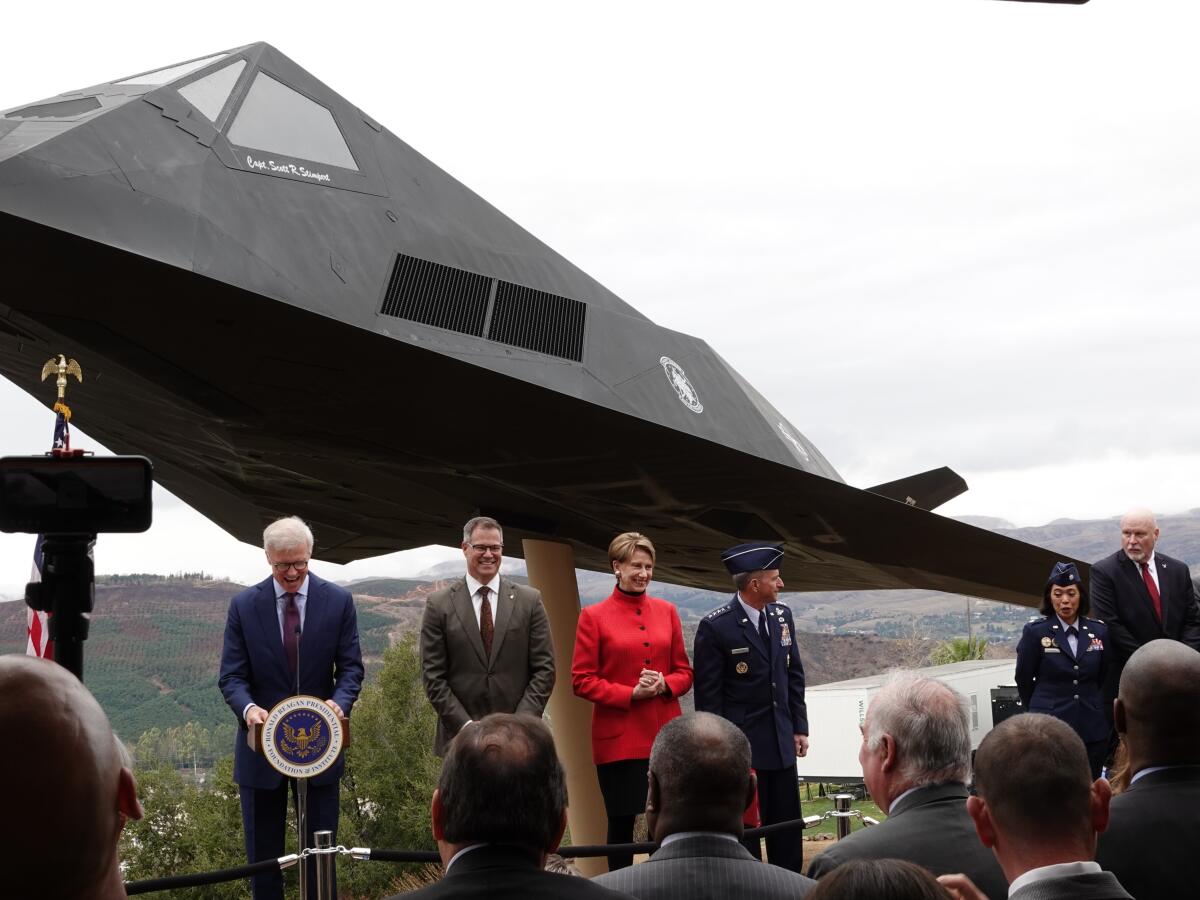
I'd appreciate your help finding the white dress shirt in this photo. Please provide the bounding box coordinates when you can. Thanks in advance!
[1009,861,1101,896]
[465,573,502,627]
[737,595,767,636]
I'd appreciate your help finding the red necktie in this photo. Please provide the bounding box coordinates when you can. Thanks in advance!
[283,592,300,673]
[479,586,494,658]
[1140,563,1163,624]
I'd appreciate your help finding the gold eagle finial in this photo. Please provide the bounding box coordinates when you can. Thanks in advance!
[40,355,83,415]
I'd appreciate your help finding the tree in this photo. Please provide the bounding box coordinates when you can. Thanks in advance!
[335,632,442,897]
[120,633,441,898]
[928,635,989,665]
[120,756,245,899]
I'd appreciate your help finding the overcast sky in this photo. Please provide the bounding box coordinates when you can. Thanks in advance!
[2,1,1198,591]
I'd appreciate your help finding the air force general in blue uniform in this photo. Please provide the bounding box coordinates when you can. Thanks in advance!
[694,543,808,873]
[1015,561,1110,778]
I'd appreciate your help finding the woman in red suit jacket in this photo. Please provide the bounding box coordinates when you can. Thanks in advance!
[572,532,693,871]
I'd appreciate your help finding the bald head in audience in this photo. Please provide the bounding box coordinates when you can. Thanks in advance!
[1115,638,1200,772]
[645,711,756,840]
[1094,640,1200,900]
[0,655,142,900]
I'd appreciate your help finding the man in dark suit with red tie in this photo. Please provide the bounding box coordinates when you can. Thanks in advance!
[1090,509,1200,713]
[219,516,364,900]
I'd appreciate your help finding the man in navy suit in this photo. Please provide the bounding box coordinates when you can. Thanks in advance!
[693,542,808,873]
[1090,509,1200,712]
[219,516,365,900]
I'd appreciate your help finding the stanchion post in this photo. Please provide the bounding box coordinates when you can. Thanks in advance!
[834,793,853,840]
[314,830,335,900]
[296,777,309,899]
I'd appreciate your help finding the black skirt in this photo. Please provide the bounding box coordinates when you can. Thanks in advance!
[596,758,650,817]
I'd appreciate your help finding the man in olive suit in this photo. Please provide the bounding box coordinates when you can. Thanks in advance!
[420,516,556,755]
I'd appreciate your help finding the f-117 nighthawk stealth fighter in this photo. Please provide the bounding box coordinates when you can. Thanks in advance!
[0,43,1076,605]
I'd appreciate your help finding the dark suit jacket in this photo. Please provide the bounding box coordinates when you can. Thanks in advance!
[1096,765,1200,900]
[1091,550,1200,696]
[218,573,365,788]
[1009,871,1131,900]
[693,598,807,771]
[1015,615,1109,743]
[420,575,556,754]
[595,834,815,900]
[805,782,1007,900]
[388,845,633,900]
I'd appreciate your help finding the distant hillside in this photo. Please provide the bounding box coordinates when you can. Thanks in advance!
[3,508,1197,742]
[0,576,399,739]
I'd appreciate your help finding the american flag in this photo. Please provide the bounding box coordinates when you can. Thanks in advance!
[25,410,70,659]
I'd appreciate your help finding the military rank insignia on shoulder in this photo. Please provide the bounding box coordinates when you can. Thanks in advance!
[705,605,733,621]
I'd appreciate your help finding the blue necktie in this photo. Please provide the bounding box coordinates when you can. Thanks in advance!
[758,613,772,662]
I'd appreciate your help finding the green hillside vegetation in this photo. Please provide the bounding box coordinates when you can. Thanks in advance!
[0,578,403,740]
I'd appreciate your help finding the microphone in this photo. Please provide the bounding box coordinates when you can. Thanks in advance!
[294,623,302,698]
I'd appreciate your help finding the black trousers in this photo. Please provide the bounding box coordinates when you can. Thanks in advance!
[740,765,803,873]
[240,779,340,900]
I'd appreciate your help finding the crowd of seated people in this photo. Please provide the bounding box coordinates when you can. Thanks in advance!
[6,636,1196,899]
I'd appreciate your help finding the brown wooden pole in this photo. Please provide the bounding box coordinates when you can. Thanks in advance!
[522,538,609,876]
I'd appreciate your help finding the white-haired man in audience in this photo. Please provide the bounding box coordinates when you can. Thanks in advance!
[806,672,1006,899]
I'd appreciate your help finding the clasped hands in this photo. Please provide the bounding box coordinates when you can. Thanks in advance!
[631,668,667,700]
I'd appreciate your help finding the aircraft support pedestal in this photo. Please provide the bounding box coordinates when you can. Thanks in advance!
[522,538,608,876]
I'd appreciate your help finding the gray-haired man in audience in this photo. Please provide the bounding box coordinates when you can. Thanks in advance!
[596,712,815,900]
[806,672,1006,899]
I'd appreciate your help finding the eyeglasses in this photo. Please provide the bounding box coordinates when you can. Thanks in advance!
[468,543,503,554]
[271,560,309,572]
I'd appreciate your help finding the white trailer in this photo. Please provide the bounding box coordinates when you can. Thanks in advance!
[796,658,1017,782]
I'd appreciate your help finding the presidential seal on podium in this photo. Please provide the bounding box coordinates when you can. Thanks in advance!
[262,695,344,779]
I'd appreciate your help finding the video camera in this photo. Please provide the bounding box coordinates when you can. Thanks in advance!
[0,454,153,534]
[0,454,153,681]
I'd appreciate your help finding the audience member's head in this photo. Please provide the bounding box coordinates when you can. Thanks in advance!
[1115,639,1200,774]
[432,713,567,865]
[808,859,953,900]
[0,655,142,900]
[645,712,755,841]
[967,713,1110,882]
[858,672,971,813]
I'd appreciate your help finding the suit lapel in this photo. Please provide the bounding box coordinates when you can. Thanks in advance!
[254,579,290,678]
[300,576,328,682]
[734,598,769,662]
[1050,621,1075,660]
[1157,558,1173,630]
[488,577,516,664]
[451,579,488,667]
